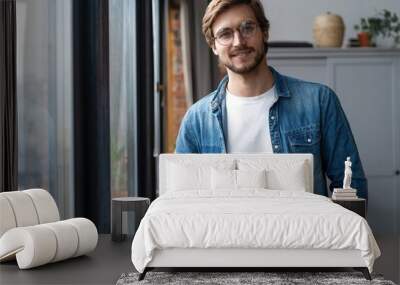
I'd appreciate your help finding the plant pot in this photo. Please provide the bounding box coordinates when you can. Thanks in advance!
[357,32,372,47]
[375,35,396,48]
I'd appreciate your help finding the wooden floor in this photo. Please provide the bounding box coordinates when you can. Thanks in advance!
[1,234,394,284]
[0,234,133,285]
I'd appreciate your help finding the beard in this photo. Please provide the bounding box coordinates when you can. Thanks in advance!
[221,44,266,74]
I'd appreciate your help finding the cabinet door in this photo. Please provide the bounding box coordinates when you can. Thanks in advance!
[267,58,327,85]
[327,57,400,282]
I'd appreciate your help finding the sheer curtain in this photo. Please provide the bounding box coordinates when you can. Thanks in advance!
[16,0,73,218]
[109,0,138,198]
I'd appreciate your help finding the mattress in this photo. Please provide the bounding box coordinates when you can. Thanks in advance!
[131,189,380,273]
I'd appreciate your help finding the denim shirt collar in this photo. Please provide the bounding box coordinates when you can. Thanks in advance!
[210,66,291,113]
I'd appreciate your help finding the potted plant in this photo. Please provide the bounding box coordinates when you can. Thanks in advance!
[354,17,381,46]
[354,10,400,48]
[378,9,400,47]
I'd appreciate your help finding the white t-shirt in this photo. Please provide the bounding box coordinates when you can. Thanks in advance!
[225,86,278,153]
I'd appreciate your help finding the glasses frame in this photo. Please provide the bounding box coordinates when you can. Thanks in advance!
[213,20,259,46]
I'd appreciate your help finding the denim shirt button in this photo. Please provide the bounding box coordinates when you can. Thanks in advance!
[270,116,275,120]
[274,145,278,149]
[307,138,312,143]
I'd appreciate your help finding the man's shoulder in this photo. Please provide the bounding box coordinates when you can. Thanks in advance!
[278,72,341,112]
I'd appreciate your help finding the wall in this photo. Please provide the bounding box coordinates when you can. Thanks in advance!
[262,0,400,46]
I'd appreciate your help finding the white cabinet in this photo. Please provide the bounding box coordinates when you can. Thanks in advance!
[268,58,328,85]
[268,48,400,283]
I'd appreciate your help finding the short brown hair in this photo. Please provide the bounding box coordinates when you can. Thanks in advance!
[202,0,270,48]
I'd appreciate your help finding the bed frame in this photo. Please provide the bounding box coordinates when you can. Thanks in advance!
[139,248,371,280]
[138,154,372,281]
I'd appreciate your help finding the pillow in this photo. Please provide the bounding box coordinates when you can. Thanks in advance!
[267,166,306,191]
[210,168,236,190]
[236,169,267,188]
[237,159,308,191]
[167,160,235,191]
[211,168,267,190]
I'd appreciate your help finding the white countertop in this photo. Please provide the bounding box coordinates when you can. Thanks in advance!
[268,47,400,58]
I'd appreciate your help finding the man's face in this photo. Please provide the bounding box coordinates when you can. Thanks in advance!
[211,4,267,74]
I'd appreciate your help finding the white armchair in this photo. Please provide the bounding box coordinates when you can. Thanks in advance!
[0,189,98,269]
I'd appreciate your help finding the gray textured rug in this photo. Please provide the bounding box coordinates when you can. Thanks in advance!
[116,271,396,285]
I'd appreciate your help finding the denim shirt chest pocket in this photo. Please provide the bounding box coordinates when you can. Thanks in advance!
[286,124,321,156]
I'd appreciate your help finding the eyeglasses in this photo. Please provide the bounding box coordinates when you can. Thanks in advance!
[213,20,258,46]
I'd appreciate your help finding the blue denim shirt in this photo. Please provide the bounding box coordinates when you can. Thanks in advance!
[175,66,367,199]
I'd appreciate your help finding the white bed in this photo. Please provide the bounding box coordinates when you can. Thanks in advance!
[131,154,380,280]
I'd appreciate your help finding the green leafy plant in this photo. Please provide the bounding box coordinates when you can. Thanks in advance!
[380,9,400,44]
[354,9,400,46]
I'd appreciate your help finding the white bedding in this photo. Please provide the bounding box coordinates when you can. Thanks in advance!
[131,190,380,273]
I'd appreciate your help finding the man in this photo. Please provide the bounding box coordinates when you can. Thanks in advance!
[175,0,367,199]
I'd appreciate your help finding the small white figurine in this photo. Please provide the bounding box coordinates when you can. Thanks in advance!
[342,157,352,189]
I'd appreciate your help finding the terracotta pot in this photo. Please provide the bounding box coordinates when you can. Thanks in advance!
[313,12,345,48]
[357,32,371,47]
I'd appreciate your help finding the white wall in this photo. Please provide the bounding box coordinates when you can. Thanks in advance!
[262,0,400,45]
